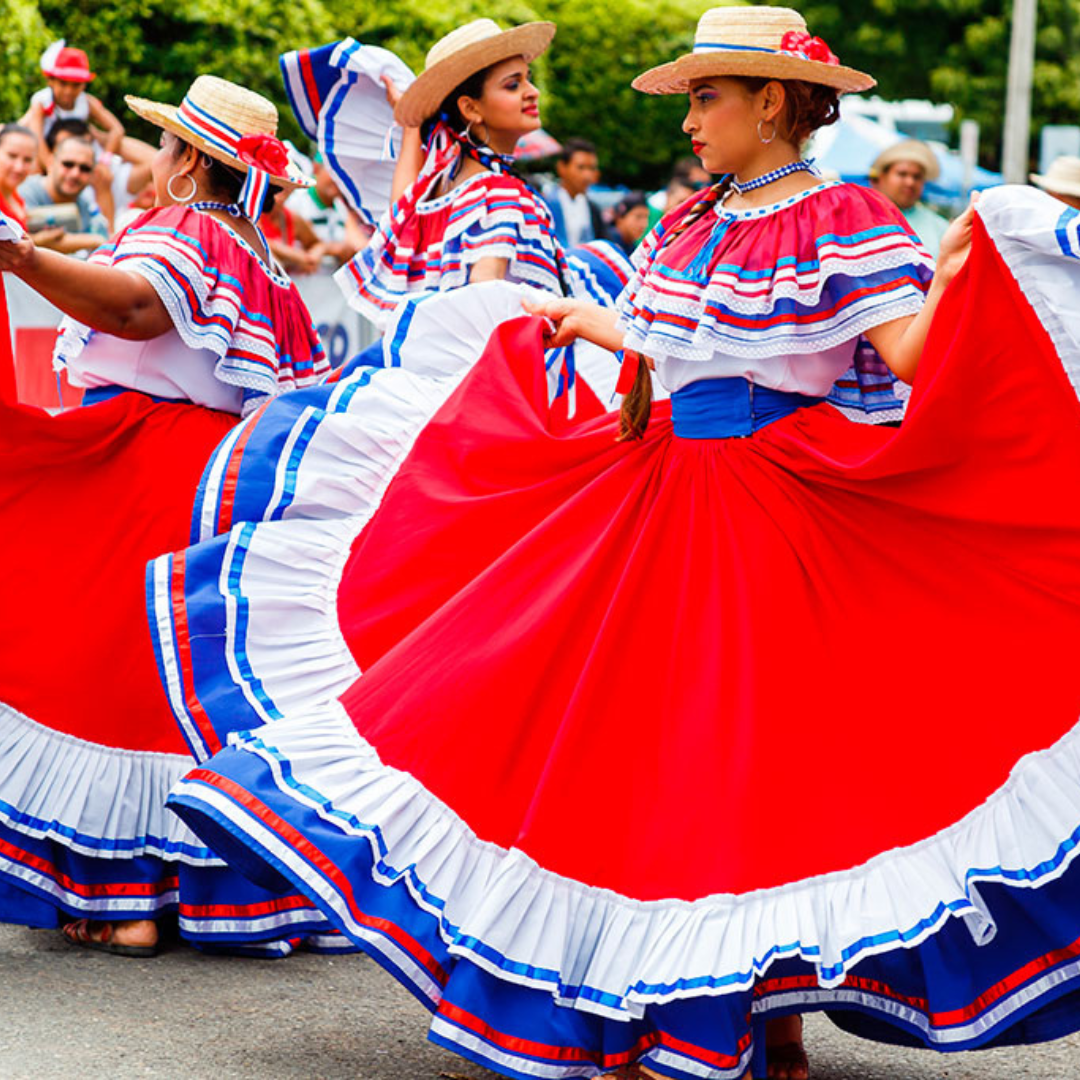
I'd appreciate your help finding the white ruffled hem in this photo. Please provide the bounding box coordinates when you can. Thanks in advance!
[188,700,1080,1021]
[155,285,554,734]
[0,702,219,863]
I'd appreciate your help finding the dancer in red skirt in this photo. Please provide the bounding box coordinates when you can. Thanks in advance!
[157,6,1080,1079]
[0,75,335,957]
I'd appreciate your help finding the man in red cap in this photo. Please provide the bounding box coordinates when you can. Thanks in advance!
[19,42,124,173]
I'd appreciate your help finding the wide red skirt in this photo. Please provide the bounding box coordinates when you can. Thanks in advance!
[163,203,1080,1073]
[333,223,1080,899]
[0,394,235,753]
[0,393,349,952]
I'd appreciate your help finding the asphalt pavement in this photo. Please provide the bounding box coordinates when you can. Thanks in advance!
[0,923,1076,1078]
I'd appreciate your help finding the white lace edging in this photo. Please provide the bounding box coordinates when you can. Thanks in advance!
[183,700,1080,1022]
[0,702,220,864]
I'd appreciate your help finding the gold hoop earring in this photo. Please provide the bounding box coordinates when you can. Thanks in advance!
[463,120,488,148]
[167,173,198,203]
[757,119,777,146]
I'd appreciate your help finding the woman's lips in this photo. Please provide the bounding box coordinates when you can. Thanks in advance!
[691,140,705,154]
[523,106,539,116]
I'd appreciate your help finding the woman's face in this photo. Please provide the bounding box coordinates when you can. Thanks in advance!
[151,131,195,206]
[682,77,772,176]
[460,57,541,153]
[0,132,37,194]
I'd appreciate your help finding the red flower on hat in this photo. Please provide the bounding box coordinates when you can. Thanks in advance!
[779,30,839,66]
[236,134,290,176]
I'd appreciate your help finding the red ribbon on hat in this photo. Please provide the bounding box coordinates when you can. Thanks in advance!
[779,31,839,65]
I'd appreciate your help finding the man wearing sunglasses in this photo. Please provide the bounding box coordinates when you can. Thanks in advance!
[19,135,109,255]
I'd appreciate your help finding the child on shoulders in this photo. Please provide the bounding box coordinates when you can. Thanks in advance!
[19,42,124,172]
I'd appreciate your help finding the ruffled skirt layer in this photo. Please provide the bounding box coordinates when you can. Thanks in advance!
[160,193,1080,1072]
[0,393,346,953]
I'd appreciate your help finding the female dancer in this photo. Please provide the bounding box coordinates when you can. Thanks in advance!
[335,18,566,326]
[157,6,1080,1077]
[176,19,628,554]
[0,76,336,957]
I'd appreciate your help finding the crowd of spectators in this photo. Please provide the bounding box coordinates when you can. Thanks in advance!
[9,42,1080,284]
[0,44,157,257]
[2,42,368,277]
[536,139,701,257]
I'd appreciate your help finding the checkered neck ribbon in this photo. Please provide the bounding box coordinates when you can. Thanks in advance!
[176,95,288,220]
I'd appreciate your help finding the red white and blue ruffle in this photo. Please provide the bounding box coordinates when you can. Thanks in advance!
[153,187,1080,1074]
[54,206,330,415]
[151,281,620,751]
[337,168,565,328]
[280,38,415,229]
[618,182,934,362]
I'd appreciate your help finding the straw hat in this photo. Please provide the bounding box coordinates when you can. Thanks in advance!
[395,19,556,129]
[1030,156,1080,199]
[126,75,311,190]
[633,7,874,95]
[870,139,941,182]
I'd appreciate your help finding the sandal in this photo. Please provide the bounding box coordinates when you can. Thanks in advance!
[62,918,160,959]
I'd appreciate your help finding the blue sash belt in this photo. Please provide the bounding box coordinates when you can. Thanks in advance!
[82,385,183,406]
[670,378,823,439]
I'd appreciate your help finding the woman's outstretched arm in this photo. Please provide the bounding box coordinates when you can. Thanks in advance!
[384,76,424,205]
[0,236,170,339]
[866,200,977,384]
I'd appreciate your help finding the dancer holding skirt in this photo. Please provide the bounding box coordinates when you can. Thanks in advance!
[156,7,1080,1078]
[0,76,337,957]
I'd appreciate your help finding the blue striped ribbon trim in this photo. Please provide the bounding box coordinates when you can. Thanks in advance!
[177,97,242,155]
[692,42,780,54]
[176,97,273,222]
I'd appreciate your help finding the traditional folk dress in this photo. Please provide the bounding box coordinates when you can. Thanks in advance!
[152,185,1080,1071]
[161,38,633,557]
[0,204,345,955]
[152,182,1080,1073]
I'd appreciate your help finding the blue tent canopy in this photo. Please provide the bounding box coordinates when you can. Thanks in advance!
[809,111,1002,205]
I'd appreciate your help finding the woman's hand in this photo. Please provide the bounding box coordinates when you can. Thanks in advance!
[0,233,38,275]
[934,196,977,289]
[381,74,405,111]
[521,295,624,352]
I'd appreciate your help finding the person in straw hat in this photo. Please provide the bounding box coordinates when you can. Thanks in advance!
[141,9,1080,1080]
[0,75,335,958]
[870,138,951,256]
[1030,154,1080,210]
[327,18,572,326]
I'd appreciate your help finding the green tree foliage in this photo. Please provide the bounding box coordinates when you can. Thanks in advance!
[0,0,51,123]
[10,0,703,186]
[11,0,1080,185]
[538,0,706,186]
